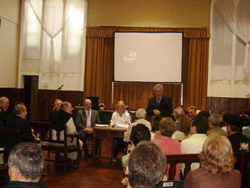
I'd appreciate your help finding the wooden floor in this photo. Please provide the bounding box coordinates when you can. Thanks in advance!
[40,139,125,188]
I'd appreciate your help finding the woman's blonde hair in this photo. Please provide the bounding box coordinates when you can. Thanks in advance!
[199,133,236,175]
[116,101,126,112]
[159,117,175,137]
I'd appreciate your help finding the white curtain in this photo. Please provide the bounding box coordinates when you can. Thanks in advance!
[20,0,86,91]
[214,0,250,77]
[208,0,250,98]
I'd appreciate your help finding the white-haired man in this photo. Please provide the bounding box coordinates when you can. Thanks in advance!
[7,142,46,188]
[173,107,185,131]
[124,108,151,152]
[0,96,10,119]
[51,102,82,160]
[146,84,172,118]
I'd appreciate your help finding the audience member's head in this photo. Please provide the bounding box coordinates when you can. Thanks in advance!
[245,110,250,119]
[188,106,196,120]
[221,111,233,126]
[191,115,208,134]
[174,107,185,120]
[227,115,250,134]
[61,102,73,115]
[8,142,44,182]
[197,110,210,119]
[178,115,191,136]
[84,99,92,111]
[136,108,147,120]
[159,117,175,137]
[128,141,166,188]
[154,84,164,98]
[53,99,62,111]
[116,101,126,114]
[151,115,162,132]
[130,124,151,147]
[199,134,236,175]
[240,113,249,120]
[12,103,27,118]
[208,113,221,129]
[0,96,10,110]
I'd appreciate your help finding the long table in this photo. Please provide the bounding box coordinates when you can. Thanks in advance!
[92,126,127,164]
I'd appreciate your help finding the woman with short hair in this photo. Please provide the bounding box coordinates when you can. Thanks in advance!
[184,134,241,188]
[151,117,181,180]
[172,115,191,141]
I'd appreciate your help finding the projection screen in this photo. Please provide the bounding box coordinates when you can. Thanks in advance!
[114,32,183,83]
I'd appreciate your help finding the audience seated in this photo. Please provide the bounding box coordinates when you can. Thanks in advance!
[6,103,36,142]
[121,124,151,186]
[127,141,166,188]
[173,107,185,131]
[172,115,191,141]
[207,113,228,136]
[184,134,241,188]
[50,101,83,160]
[124,108,151,152]
[226,114,250,153]
[0,97,9,120]
[187,106,196,122]
[76,99,100,159]
[110,101,131,161]
[180,115,208,171]
[6,142,47,188]
[152,117,181,180]
[49,99,62,123]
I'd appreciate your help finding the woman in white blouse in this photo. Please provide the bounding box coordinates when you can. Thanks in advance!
[110,101,131,161]
[110,101,131,127]
[172,115,191,141]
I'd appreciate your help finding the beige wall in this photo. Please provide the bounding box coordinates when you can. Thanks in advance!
[87,0,210,27]
[0,0,21,88]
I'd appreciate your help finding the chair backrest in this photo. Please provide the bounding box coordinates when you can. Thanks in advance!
[166,153,200,180]
[0,127,21,162]
[30,121,67,144]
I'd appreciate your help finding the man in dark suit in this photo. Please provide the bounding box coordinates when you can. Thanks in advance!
[76,99,100,159]
[146,84,172,118]
[0,96,10,121]
[6,103,35,142]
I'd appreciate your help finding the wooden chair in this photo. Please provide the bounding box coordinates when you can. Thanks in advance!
[166,153,200,180]
[0,127,21,185]
[30,121,81,172]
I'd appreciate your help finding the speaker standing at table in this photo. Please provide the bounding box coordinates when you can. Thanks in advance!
[110,101,131,162]
[76,99,100,159]
[146,84,173,118]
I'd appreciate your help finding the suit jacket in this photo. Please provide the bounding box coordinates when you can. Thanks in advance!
[6,115,34,142]
[146,95,172,117]
[0,107,9,119]
[76,109,100,132]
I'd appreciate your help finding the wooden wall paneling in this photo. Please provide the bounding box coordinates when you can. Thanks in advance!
[206,97,250,114]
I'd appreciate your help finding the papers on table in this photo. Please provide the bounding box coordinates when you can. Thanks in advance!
[95,124,109,127]
[116,124,129,128]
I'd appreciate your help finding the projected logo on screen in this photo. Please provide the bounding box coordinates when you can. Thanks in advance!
[123,51,137,62]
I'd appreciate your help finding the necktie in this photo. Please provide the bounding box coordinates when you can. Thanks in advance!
[87,110,91,128]
[157,98,160,105]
